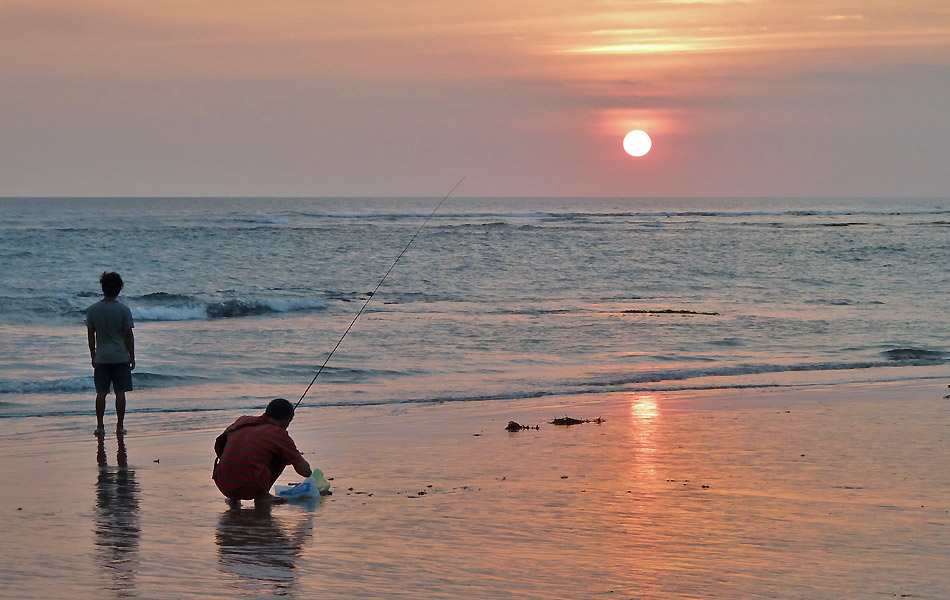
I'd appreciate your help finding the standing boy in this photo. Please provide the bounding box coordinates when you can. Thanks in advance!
[86,271,135,436]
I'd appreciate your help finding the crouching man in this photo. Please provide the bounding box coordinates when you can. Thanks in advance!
[213,398,312,505]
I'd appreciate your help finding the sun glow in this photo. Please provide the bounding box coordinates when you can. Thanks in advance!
[627,394,661,479]
[623,130,652,157]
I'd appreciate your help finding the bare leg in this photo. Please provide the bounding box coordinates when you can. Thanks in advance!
[254,457,289,504]
[115,391,127,433]
[95,392,107,435]
[267,456,287,488]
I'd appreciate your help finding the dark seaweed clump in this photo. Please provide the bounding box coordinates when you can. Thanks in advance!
[505,421,538,431]
[550,416,604,426]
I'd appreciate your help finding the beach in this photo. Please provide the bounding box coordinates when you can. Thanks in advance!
[1,196,948,598]
[2,380,947,599]
[3,0,950,591]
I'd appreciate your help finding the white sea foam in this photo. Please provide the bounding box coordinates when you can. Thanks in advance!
[130,298,328,321]
[243,216,289,224]
[132,305,208,321]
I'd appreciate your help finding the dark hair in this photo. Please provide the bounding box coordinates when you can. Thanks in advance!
[265,398,295,421]
[100,272,124,297]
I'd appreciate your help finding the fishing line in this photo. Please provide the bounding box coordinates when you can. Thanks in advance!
[295,176,465,408]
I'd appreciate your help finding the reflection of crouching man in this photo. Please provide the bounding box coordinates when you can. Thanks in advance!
[213,399,312,505]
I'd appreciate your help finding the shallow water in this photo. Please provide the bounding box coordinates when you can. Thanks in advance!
[2,383,948,599]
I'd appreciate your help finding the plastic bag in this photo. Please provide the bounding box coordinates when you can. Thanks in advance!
[274,468,331,499]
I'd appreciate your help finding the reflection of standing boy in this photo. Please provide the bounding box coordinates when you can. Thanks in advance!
[86,272,135,436]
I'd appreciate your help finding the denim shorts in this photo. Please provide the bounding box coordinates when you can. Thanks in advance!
[94,363,134,394]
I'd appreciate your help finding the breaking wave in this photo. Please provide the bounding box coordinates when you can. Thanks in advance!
[241,216,289,224]
[0,377,94,394]
[583,355,948,389]
[0,372,206,394]
[132,298,327,321]
[882,348,946,361]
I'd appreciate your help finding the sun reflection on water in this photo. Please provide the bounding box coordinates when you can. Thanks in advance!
[627,394,661,481]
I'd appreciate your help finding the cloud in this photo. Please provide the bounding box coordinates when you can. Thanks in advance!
[1,0,949,196]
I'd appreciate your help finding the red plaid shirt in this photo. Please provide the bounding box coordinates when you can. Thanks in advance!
[213,415,306,499]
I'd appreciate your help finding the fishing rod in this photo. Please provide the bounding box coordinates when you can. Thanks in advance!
[295,177,466,409]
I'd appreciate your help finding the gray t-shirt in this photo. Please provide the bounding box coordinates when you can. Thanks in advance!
[86,300,134,364]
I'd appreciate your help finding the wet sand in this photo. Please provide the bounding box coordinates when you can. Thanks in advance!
[1,381,948,599]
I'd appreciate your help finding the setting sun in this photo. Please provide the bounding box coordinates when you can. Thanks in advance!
[623,130,652,157]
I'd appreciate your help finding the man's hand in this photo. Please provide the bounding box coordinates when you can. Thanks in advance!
[130,358,136,370]
[294,460,313,479]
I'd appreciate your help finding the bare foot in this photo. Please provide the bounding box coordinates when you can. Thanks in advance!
[254,493,288,505]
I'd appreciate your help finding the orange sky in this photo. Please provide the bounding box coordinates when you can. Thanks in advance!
[1,0,948,196]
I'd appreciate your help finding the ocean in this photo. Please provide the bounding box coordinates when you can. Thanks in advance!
[1,197,948,436]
